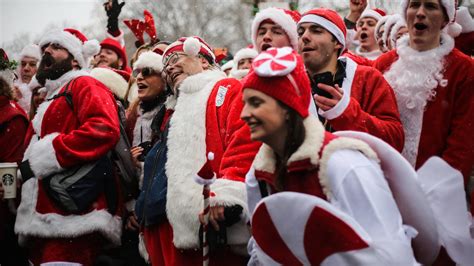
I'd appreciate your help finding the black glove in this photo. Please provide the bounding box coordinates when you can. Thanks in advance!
[19,160,35,182]
[105,0,125,36]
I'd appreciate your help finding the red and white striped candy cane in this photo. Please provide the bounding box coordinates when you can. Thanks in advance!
[202,184,211,266]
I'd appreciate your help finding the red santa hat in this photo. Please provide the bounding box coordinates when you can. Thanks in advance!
[298,8,347,51]
[0,49,16,88]
[194,152,216,186]
[163,36,216,65]
[100,38,129,72]
[39,28,100,69]
[251,192,370,265]
[400,0,462,37]
[19,44,41,61]
[359,8,386,22]
[242,47,311,118]
[90,67,130,100]
[251,7,301,50]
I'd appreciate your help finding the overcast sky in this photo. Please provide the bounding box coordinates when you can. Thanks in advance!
[1,0,98,45]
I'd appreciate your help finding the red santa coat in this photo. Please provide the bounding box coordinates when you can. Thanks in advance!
[374,35,474,185]
[15,70,122,246]
[149,70,259,264]
[0,96,29,162]
[319,57,404,151]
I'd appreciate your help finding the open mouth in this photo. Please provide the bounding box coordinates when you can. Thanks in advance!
[261,43,272,51]
[170,72,182,83]
[246,120,262,132]
[137,83,148,90]
[360,32,368,41]
[301,47,315,53]
[414,23,428,31]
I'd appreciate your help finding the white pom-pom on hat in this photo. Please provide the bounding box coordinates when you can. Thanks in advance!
[444,22,463,38]
[183,37,201,57]
[83,39,100,60]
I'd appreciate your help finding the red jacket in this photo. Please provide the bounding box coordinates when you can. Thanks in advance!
[15,70,122,246]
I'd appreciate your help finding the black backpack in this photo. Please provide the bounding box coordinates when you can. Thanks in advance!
[49,77,140,202]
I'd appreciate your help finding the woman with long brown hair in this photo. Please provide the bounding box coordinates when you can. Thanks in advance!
[241,47,417,265]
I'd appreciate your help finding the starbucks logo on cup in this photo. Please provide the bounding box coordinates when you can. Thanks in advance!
[2,173,14,186]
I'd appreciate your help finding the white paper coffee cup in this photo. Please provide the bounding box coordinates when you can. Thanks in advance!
[0,162,17,199]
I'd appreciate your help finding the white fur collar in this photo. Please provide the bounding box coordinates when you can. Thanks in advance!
[355,46,382,60]
[32,70,90,137]
[177,69,226,94]
[43,69,90,98]
[253,116,325,174]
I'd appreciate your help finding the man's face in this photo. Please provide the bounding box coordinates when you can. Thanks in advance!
[357,17,379,52]
[406,0,448,51]
[238,58,253,70]
[94,48,122,69]
[163,52,208,93]
[255,21,292,52]
[36,43,74,84]
[20,56,38,83]
[297,22,341,75]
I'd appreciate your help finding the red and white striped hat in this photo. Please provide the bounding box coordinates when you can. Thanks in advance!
[162,36,216,64]
[251,192,370,265]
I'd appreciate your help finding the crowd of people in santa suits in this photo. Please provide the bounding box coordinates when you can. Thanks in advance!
[0,0,473,265]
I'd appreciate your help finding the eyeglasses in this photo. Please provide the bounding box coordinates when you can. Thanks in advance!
[163,52,187,69]
[132,67,159,78]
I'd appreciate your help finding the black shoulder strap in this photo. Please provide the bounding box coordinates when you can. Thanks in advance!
[47,78,78,110]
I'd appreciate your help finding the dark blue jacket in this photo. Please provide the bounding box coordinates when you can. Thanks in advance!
[135,123,169,227]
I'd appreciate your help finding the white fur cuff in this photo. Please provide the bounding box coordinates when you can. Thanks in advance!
[456,7,474,33]
[28,133,63,179]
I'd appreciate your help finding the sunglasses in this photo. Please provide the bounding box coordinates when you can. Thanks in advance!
[132,67,159,78]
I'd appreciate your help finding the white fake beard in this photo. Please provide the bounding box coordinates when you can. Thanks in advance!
[384,34,454,111]
[384,34,454,166]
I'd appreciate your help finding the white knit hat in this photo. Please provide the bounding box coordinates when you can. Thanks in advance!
[19,44,41,61]
[39,28,100,69]
[133,51,164,73]
[400,0,462,37]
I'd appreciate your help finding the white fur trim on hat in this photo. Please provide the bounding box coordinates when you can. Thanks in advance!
[375,15,391,41]
[20,44,41,61]
[233,48,258,69]
[39,30,99,69]
[456,6,474,33]
[90,68,128,100]
[382,14,403,47]
[299,14,346,50]
[359,8,383,22]
[252,7,299,50]
[389,20,408,48]
[133,51,164,73]
[221,60,233,72]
